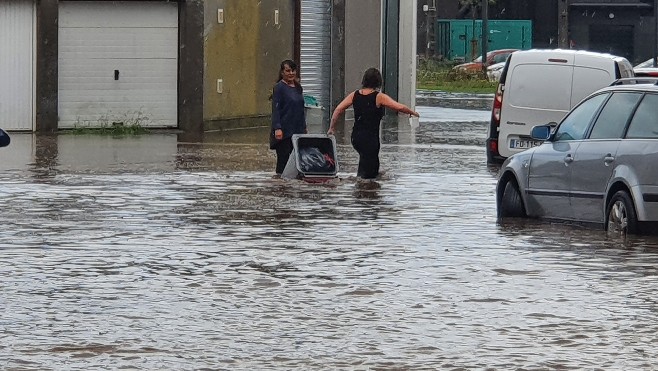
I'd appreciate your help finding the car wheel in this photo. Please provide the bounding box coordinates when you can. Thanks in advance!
[499,180,525,218]
[606,190,638,235]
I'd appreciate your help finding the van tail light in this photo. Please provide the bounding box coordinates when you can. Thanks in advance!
[492,83,503,124]
[486,83,504,162]
[489,137,498,154]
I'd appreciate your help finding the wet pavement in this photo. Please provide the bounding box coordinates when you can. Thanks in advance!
[3,95,658,369]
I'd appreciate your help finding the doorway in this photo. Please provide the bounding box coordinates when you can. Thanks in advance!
[589,24,634,61]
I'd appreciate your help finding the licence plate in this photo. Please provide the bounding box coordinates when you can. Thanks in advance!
[509,138,542,149]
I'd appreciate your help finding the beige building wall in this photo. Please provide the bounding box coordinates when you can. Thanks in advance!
[345,0,382,95]
[203,0,294,125]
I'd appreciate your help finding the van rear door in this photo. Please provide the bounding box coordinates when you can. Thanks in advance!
[497,55,574,158]
[570,66,614,107]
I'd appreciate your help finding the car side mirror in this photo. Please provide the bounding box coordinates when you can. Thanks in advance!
[531,125,551,141]
[0,129,10,148]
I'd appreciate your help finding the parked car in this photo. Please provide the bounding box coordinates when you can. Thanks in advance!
[633,57,658,77]
[486,61,506,82]
[496,78,658,235]
[452,48,518,75]
[487,49,635,164]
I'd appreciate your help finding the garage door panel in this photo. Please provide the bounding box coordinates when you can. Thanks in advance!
[0,0,34,131]
[59,1,177,28]
[58,1,178,128]
[59,59,177,85]
[59,28,177,59]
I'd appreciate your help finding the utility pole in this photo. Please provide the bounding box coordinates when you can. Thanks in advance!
[425,2,431,58]
[558,0,569,48]
[423,1,438,58]
[481,0,488,74]
[654,0,657,67]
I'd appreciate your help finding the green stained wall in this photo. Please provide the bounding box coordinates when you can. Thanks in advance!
[204,0,294,126]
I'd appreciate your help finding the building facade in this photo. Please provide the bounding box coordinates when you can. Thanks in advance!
[0,0,416,133]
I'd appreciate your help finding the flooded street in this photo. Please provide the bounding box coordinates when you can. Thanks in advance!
[3,95,658,369]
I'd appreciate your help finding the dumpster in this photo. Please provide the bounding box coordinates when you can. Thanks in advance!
[281,134,338,181]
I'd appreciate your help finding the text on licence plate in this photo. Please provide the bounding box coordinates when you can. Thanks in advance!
[509,138,542,149]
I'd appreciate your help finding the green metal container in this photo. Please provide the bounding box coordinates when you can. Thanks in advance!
[437,19,532,61]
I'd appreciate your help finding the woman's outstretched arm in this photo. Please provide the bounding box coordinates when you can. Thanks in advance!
[377,93,420,117]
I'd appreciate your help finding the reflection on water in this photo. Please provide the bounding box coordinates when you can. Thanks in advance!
[2,108,658,369]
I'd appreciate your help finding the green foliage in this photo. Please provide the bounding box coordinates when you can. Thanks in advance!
[66,111,150,136]
[417,58,497,94]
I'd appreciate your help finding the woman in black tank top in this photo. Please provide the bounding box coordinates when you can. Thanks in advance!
[328,68,419,179]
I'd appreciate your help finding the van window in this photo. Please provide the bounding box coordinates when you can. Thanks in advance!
[588,92,641,139]
[507,64,572,110]
[626,94,658,139]
[554,93,609,141]
[571,67,612,107]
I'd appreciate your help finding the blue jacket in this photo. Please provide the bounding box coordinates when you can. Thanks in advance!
[271,80,306,139]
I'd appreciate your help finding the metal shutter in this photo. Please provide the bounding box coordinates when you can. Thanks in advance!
[300,0,331,124]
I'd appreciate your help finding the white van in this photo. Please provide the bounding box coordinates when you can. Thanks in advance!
[486,49,635,163]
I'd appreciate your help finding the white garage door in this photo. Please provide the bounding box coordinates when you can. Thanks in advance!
[0,0,34,131]
[58,1,178,128]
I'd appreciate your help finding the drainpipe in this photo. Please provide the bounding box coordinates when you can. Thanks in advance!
[383,0,399,101]
[330,0,346,132]
[294,0,301,68]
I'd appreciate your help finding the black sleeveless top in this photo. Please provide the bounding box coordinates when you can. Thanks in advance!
[352,90,384,135]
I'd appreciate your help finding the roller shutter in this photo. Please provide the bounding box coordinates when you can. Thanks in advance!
[300,0,331,124]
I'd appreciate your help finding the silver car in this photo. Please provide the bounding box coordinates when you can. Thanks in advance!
[496,79,658,235]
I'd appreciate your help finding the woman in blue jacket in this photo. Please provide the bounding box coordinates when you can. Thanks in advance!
[271,59,307,176]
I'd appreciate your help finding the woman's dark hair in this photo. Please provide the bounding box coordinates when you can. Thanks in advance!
[361,67,382,89]
[278,59,298,82]
[270,59,302,100]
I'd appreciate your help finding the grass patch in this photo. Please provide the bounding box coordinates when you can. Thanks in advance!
[66,123,149,136]
[64,112,151,136]
[417,58,497,94]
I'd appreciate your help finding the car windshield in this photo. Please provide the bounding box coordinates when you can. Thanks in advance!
[635,58,657,68]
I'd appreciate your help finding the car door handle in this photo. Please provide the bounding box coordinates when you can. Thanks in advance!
[604,154,615,164]
[564,154,574,164]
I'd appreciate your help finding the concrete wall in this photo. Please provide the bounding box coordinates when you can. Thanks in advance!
[203,0,294,129]
[399,0,417,110]
[345,0,382,95]
[36,0,59,132]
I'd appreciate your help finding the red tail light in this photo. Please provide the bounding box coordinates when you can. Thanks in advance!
[489,138,498,153]
[492,83,503,126]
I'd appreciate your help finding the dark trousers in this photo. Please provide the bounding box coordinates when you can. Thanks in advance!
[351,130,380,179]
[274,137,294,174]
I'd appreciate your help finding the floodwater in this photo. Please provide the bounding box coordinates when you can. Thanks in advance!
[3,97,658,370]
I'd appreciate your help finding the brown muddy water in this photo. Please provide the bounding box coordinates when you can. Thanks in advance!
[2,105,658,370]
